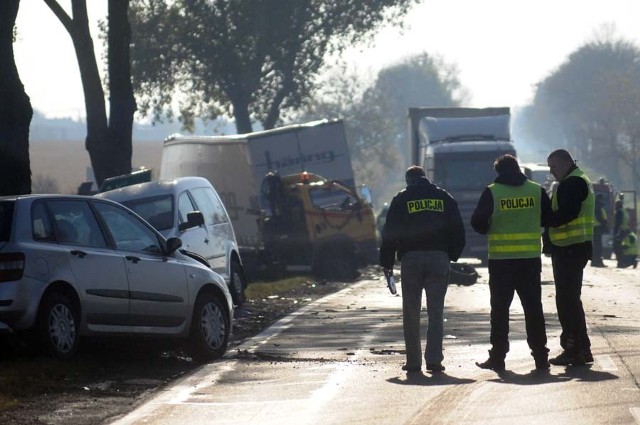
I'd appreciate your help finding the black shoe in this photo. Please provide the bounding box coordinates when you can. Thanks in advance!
[426,363,445,372]
[583,351,594,363]
[476,357,505,371]
[402,364,421,372]
[549,351,586,366]
[534,357,550,370]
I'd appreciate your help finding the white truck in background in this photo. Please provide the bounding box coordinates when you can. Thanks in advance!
[160,119,378,281]
[408,107,517,263]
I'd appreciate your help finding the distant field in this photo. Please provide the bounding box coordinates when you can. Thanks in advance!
[30,139,163,194]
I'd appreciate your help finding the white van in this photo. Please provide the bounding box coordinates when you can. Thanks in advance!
[96,177,247,306]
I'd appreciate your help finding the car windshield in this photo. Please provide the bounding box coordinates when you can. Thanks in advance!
[122,195,174,231]
[0,201,14,242]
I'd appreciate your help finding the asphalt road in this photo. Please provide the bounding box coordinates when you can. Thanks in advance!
[110,257,640,425]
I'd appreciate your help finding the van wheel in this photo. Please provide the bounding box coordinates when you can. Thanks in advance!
[37,291,80,359]
[230,259,247,306]
[188,292,230,362]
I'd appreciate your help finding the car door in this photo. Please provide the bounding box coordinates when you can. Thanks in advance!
[41,199,130,326]
[189,186,228,277]
[177,190,215,265]
[93,201,190,329]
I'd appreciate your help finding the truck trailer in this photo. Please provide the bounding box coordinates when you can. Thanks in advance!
[408,107,517,262]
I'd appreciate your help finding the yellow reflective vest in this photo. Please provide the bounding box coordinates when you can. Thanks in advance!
[549,168,595,246]
[487,181,542,259]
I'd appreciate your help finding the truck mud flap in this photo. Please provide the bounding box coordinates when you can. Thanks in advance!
[449,263,479,286]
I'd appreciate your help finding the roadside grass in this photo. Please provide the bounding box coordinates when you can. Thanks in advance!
[246,276,320,299]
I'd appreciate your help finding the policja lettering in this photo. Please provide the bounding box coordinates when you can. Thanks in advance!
[407,198,445,213]
[499,197,535,211]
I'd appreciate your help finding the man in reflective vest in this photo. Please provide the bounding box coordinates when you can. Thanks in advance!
[614,199,631,267]
[471,154,553,371]
[380,166,466,374]
[618,231,638,268]
[546,149,595,366]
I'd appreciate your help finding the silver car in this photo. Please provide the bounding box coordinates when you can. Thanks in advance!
[96,177,247,306]
[0,195,233,360]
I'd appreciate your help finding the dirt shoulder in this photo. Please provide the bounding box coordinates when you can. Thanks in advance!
[0,270,375,425]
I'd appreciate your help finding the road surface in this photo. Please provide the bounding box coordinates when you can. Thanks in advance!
[111,257,640,424]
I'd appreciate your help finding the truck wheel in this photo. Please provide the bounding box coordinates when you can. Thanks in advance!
[318,248,358,282]
[188,292,230,362]
[37,291,80,359]
[230,259,247,306]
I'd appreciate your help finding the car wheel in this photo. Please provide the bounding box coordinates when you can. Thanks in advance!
[230,259,247,306]
[188,292,230,362]
[37,291,80,359]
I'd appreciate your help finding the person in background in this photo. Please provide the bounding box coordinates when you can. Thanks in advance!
[379,165,465,374]
[618,231,638,268]
[591,194,608,267]
[546,149,594,366]
[613,199,631,268]
[471,154,553,371]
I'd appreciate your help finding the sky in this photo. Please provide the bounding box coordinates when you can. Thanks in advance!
[13,0,640,122]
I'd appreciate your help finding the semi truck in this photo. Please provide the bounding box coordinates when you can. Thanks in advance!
[408,107,516,262]
[159,119,378,281]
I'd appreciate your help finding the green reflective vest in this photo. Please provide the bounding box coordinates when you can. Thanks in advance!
[622,232,638,256]
[549,168,595,246]
[487,181,542,259]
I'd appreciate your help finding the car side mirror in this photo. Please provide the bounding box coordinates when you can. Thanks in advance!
[179,211,205,231]
[165,237,182,255]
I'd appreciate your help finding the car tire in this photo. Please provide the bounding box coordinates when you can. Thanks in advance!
[37,291,80,359]
[188,292,230,362]
[230,259,247,306]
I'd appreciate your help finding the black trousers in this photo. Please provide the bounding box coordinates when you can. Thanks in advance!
[551,252,591,354]
[592,226,604,264]
[488,259,548,359]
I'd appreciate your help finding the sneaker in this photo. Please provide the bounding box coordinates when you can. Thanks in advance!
[549,351,586,366]
[401,364,421,372]
[426,363,445,372]
[475,357,505,371]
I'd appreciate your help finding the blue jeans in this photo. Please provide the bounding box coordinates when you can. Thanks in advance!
[400,251,450,367]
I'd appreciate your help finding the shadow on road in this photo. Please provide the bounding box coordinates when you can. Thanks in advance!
[387,372,476,386]
[488,365,618,385]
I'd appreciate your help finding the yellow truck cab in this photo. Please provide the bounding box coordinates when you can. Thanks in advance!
[260,172,377,281]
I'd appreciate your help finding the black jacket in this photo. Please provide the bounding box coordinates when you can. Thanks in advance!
[379,178,465,268]
[546,165,592,259]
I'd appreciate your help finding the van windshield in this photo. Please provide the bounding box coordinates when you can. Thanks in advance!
[122,195,174,231]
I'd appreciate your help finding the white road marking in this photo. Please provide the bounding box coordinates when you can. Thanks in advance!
[629,407,640,423]
[595,354,618,371]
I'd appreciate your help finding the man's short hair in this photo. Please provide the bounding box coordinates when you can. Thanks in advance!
[405,165,426,185]
[547,149,575,164]
[493,154,520,176]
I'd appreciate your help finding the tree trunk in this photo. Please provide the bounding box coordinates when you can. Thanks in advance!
[45,0,111,187]
[232,99,253,134]
[0,0,32,195]
[108,0,135,175]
